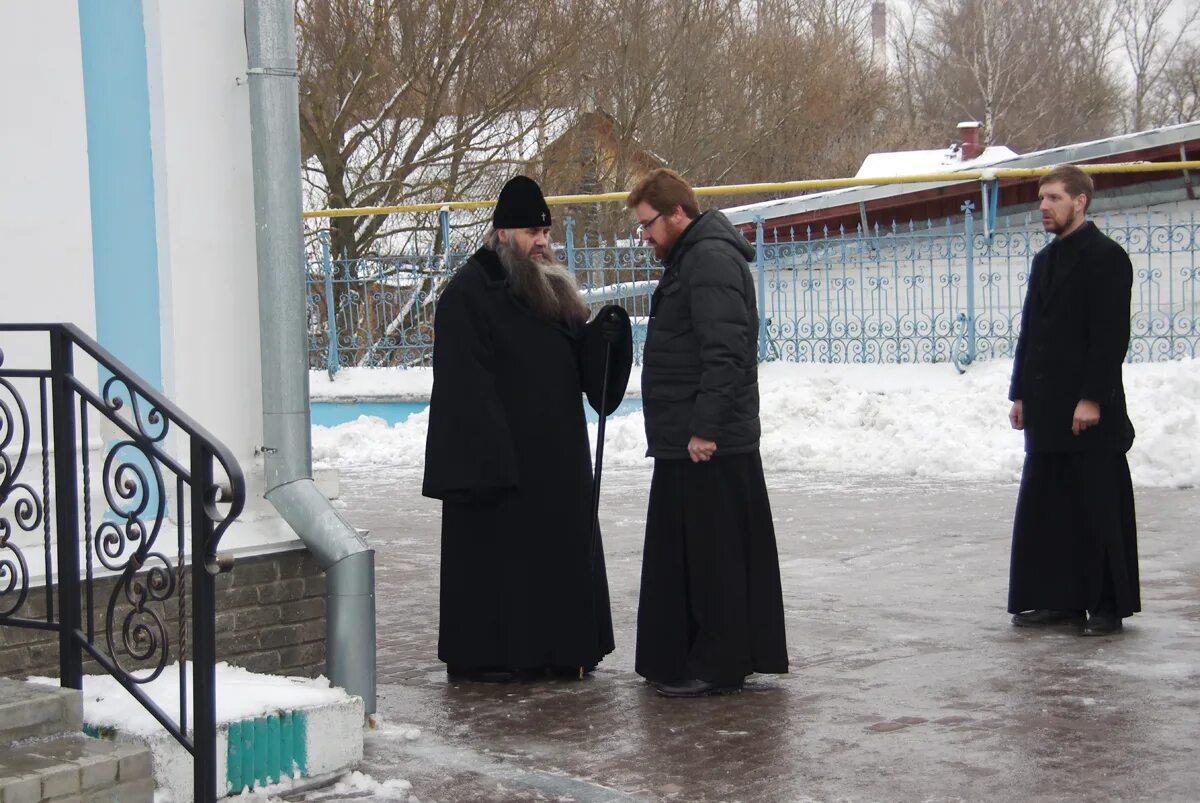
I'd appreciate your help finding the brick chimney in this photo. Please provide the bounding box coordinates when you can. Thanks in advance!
[958,121,983,160]
[870,2,887,73]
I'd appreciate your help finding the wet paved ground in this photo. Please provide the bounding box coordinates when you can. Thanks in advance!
[331,465,1200,802]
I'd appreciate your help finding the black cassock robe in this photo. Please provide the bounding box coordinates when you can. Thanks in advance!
[422,246,632,670]
[1007,221,1140,618]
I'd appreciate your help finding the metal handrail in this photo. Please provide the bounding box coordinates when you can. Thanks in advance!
[0,322,245,803]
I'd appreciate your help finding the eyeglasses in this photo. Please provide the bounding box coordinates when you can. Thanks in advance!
[636,213,663,238]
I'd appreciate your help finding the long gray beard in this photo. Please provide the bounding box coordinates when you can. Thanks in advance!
[491,236,589,323]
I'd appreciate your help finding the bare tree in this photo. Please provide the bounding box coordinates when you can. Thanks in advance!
[891,0,1122,152]
[571,0,890,209]
[1148,40,1200,124]
[1114,0,1200,130]
[298,0,588,260]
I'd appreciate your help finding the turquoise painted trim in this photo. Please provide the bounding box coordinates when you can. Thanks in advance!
[226,721,243,793]
[226,712,309,791]
[77,0,162,387]
[253,717,269,785]
[280,714,294,779]
[310,398,643,428]
[267,715,282,783]
[294,711,308,775]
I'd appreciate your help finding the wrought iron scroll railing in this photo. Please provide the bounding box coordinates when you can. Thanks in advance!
[0,323,245,803]
[305,204,1200,371]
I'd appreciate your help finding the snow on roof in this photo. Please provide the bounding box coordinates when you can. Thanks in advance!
[724,120,1200,226]
[854,145,1019,179]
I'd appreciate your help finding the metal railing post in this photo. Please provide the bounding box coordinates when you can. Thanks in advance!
[755,216,767,361]
[564,216,576,275]
[320,232,339,377]
[439,206,451,268]
[48,326,83,689]
[191,440,218,803]
[963,201,977,364]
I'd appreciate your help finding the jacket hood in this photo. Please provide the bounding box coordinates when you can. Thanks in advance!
[669,210,756,265]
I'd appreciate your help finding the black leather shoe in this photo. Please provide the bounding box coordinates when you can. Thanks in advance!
[653,678,743,698]
[1081,612,1123,636]
[1011,609,1086,627]
[446,665,528,683]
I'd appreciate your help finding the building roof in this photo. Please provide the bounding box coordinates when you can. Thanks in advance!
[724,120,1200,231]
[854,145,1019,179]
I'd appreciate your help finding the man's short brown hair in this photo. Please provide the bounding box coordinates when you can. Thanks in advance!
[1039,164,1094,211]
[626,168,701,218]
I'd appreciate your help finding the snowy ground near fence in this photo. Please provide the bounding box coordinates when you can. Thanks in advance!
[311,359,1200,488]
[310,367,436,401]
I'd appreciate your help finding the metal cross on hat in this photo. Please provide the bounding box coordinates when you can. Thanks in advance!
[542,211,548,223]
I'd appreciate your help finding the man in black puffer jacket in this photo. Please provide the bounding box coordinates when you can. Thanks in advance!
[626,168,788,697]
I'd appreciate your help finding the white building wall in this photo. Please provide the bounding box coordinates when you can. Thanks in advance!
[1,2,305,561]
[146,1,264,464]
[0,5,97,344]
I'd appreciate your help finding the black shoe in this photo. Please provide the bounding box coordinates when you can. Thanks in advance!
[446,665,530,683]
[1081,612,1123,636]
[1011,609,1086,627]
[653,678,743,698]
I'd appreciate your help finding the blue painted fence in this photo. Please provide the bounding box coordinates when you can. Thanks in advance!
[306,203,1200,373]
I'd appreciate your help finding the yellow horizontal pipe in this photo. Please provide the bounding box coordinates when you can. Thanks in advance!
[303,161,1200,219]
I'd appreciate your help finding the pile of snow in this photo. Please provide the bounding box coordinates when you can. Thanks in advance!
[312,359,1200,488]
[30,663,353,736]
[315,770,415,801]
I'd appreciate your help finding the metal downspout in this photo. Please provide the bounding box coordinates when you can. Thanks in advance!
[243,0,376,715]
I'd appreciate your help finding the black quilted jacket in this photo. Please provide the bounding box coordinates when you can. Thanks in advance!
[641,211,761,459]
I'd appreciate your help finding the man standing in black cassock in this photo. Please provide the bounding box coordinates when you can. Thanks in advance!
[422,176,632,682]
[626,168,788,697]
[1008,164,1140,637]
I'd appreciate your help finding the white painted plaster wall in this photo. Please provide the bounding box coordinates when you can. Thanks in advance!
[145,1,264,464]
[0,5,98,349]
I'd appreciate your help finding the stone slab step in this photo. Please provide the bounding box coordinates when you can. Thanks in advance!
[0,679,81,747]
[0,734,153,803]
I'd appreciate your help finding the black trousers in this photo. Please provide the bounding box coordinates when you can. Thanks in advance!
[635,451,789,685]
[1008,451,1140,618]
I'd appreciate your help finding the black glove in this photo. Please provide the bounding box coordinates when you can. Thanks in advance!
[598,309,623,345]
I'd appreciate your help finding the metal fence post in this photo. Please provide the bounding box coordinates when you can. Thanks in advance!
[962,201,977,365]
[190,440,218,803]
[755,216,767,361]
[439,206,451,268]
[320,232,339,377]
[564,216,576,274]
[48,326,82,689]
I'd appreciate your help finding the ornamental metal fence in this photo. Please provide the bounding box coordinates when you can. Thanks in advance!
[306,202,1200,373]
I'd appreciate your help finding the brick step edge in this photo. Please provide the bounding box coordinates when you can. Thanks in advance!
[0,680,83,747]
[0,733,154,803]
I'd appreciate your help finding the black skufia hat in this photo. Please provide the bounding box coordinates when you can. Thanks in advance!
[493,175,552,229]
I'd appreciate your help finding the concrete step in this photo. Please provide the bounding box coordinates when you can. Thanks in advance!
[0,733,153,803]
[0,679,81,747]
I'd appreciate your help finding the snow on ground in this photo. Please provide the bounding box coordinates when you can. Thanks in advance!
[29,663,352,735]
[311,359,1200,488]
[310,367,435,401]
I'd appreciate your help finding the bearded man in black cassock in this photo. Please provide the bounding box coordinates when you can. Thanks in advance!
[1008,164,1140,637]
[422,176,632,682]
[626,168,788,697]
